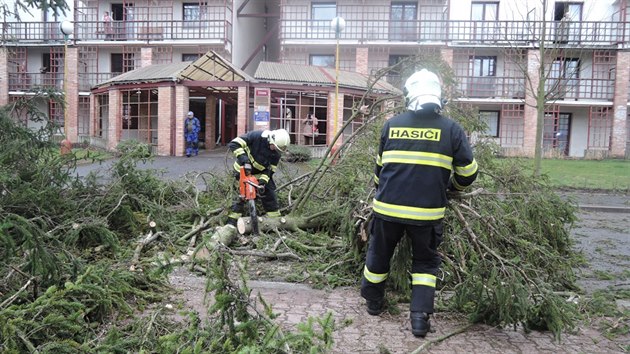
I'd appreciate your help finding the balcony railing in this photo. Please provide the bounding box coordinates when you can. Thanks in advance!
[281,19,629,46]
[78,73,121,91]
[1,20,231,43]
[8,72,63,91]
[8,72,121,92]
[454,75,614,101]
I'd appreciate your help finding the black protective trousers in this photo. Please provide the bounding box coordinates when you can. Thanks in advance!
[361,216,443,313]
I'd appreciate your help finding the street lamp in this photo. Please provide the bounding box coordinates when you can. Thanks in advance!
[330,16,345,142]
[59,20,74,154]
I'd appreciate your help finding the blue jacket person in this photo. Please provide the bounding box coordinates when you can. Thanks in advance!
[184,111,201,157]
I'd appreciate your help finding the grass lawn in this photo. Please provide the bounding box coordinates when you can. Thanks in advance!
[502,158,630,191]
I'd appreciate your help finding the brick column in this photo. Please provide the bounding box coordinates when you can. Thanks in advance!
[522,49,541,157]
[65,46,79,142]
[157,86,173,156]
[141,47,153,68]
[237,86,248,136]
[0,48,8,107]
[611,51,629,157]
[107,89,121,151]
[89,94,96,137]
[205,96,217,150]
[174,85,189,156]
[356,47,369,75]
[327,91,344,150]
[440,48,453,68]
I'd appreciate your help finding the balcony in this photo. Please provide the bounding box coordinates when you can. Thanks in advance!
[454,76,614,101]
[1,20,232,43]
[280,19,628,47]
[8,72,120,92]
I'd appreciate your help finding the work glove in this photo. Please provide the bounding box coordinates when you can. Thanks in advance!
[257,180,266,195]
[237,154,250,167]
[243,163,252,175]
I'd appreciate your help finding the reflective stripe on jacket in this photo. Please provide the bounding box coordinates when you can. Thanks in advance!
[373,110,478,225]
[228,130,280,184]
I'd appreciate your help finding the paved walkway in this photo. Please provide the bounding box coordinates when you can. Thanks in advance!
[169,268,628,354]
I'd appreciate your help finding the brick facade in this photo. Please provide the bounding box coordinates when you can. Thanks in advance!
[141,48,153,68]
[107,90,121,150]
[174,86,189,156]
[237,86,248,136]
[65,46,79,142]
[611,51,629,158]
[157,86,173,156]
[0,48,7,107]
[356,47,369,75]
[327,91,344,151]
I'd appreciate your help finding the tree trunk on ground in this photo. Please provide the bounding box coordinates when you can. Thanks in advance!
[236,216,320,235]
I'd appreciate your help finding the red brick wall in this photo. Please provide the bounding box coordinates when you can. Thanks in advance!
[65,47,79,143]
[107,89,121,150]
[356,47,369,75]
[174,86,189,156]
[611,51,629,157]
[157,86,173,156]
[0,48,8,107]
[141,48,153,68]
[237,86,248,136]
[327,91,344,150]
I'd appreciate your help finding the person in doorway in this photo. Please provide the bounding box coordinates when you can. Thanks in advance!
[226,129,291,227]
[360,69,478,337]
[184,111,201,157]
[303,113,319,145]
[103,11,113,40]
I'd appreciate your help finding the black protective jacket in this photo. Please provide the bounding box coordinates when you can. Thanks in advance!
[228,130,280,185]
[373,109,478,225]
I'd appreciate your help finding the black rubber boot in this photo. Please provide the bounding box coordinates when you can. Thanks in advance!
[410,312,431,337]
[226,217,237,227]
[366,300,384,316]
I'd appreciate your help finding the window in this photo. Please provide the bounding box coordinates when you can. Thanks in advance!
[479,111,499,137]
[111,53,123,74]
[311,2,336,21]
[470,56,496,77]
[310,55,335,68]
[549,58,580,98]
[468,56,496,97]
[182,53,201,62]
[184,2,206,27]
[387,54,410,85]
[390,2,417,41]
[471,1,498,21]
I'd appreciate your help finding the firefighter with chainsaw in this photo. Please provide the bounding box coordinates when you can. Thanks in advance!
[361,69,478,338]
[226,129,291,227]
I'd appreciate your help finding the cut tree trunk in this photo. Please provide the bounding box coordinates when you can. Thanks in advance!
[236,215,320,235]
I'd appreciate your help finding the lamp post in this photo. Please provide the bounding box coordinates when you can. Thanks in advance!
[330,16,345,142]
[59,20,74,154]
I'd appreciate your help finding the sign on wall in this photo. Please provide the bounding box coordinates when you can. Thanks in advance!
[254,88,271,127]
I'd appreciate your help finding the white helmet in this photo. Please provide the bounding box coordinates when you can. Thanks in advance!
[404,69,442,111]
[187,111,194,117]
[268,129,290,151]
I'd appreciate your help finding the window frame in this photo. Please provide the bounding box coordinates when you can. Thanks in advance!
[310,54,335,68]
[183,2,207,27]
[479,110,500,137]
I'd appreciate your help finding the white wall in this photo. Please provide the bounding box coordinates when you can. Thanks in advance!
[232,0,267,74]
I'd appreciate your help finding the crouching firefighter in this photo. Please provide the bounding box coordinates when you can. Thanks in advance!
[361,69,478,337]
[226,129,291,227]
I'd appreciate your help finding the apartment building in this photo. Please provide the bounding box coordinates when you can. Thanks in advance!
[1,0,629,158]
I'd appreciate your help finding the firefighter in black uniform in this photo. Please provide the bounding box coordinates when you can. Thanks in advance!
[226,129,291,227]
[361,69,478,337]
